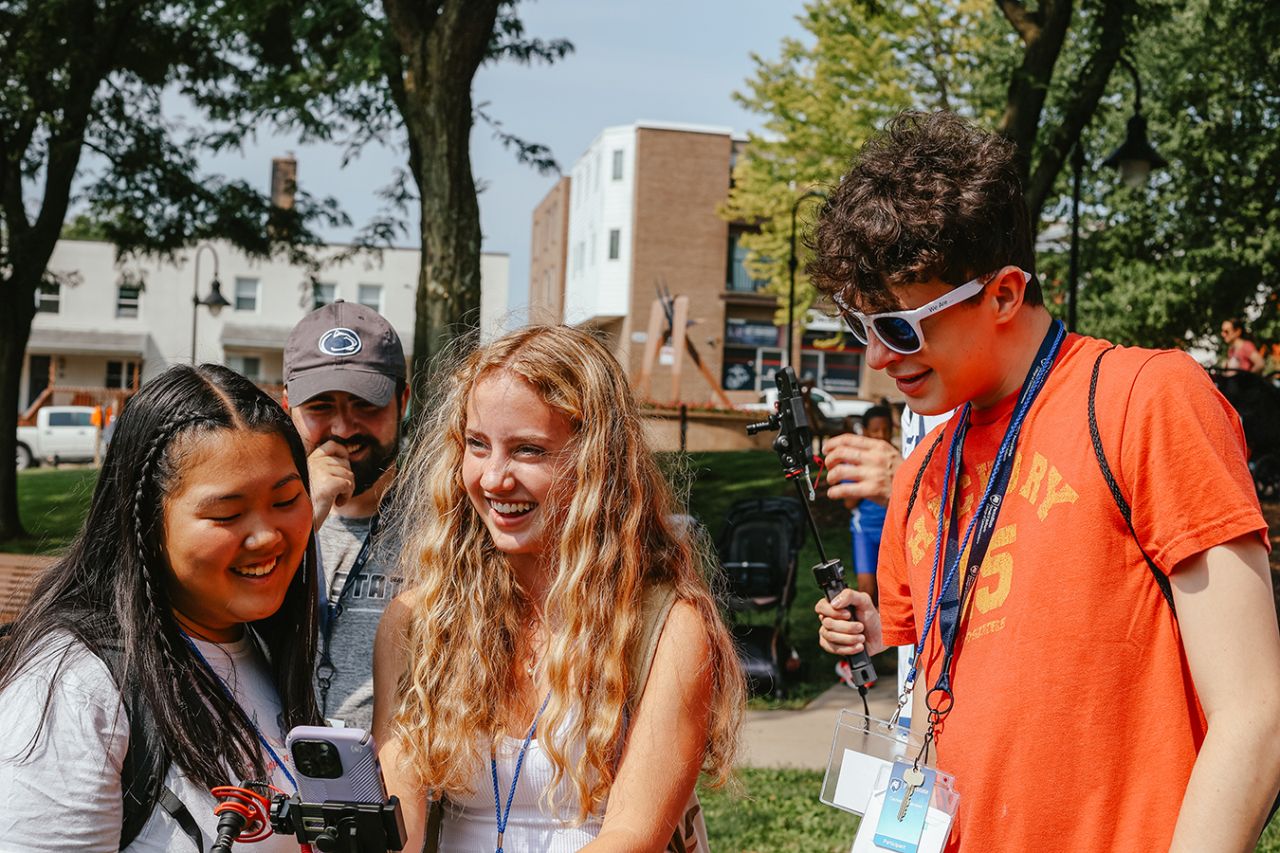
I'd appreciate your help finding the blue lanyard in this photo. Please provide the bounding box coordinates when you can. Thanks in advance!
[906,320,1066,695]
[490,694,551,853]
[183,633,298,792]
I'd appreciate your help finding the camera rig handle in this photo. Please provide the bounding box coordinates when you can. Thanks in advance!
[747,367,878,687]
[270,793,407,853]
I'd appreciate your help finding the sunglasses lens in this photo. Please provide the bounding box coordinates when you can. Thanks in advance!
[845,317,869,344]
[874,317,921,353]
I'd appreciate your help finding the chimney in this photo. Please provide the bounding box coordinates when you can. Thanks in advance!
[271,155,297,210]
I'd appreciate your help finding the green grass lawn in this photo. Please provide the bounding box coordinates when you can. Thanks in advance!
[705,767,1280,852]
[6,466,98,555]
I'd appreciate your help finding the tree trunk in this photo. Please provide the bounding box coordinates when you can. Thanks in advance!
[0,272,40,542]
[383,0,501,403]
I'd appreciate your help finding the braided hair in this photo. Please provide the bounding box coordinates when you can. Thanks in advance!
[0,364,321,790]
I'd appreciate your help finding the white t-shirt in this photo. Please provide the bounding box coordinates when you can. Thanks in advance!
[0,633,299,852]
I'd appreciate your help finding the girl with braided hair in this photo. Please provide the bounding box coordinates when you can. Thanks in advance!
[0,364,321,851]
[372,325,744,852]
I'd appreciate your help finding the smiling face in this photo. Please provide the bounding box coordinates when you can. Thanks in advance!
[162,428,313,641]
[462,371,574,576]
[860,274,1008,412]
[289,389,402,495]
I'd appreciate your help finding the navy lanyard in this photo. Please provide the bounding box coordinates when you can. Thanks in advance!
[490,694,550,853]
[316,513,380,710]
[907,320,1066,701]
[182,633,298,792]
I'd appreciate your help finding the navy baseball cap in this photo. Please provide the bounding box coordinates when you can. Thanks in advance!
[284,300,406,407]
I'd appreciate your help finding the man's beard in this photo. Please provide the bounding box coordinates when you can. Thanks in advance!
[329,432,398,496]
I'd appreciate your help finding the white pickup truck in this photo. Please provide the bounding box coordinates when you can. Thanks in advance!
[16,406,101,470]
[740,387,875,421]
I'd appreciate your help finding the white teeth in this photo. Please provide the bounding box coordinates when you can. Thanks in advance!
[491,501,534,515]
[232,557,277,577]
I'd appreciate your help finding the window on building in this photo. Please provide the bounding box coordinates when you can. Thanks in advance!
[227,355,262,382]
[727,233,770,293]
[235,277,259,311]
[612,149,624,180]
[36,281,60,314]
[589,230,596,267]
[105,360,139,389]
[312,282,337,309]
[357,284,383,313]
[608,229,621,261]
[116,283,141,318]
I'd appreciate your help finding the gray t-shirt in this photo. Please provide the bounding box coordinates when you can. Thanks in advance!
[315,513,402,730]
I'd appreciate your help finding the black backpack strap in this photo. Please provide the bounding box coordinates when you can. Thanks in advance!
[1088,347,1176,613]
[99,644,204,852]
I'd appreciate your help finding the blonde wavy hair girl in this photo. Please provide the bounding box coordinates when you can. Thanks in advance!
[373,325,743,851]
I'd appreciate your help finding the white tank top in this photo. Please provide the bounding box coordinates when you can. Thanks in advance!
[437,731,604,853]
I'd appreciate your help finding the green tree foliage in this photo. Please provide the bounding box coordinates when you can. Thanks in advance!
[723,0,1150,336]
[0,0,348,542]
[721,0,1004,325]
[1057,0,1280,349]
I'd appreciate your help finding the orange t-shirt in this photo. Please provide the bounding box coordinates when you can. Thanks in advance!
[878,333,1267,853]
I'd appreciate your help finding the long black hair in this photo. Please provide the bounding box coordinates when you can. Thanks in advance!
[0,364,321,789]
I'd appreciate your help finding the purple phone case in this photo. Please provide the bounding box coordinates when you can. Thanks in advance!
[286,726,388,804]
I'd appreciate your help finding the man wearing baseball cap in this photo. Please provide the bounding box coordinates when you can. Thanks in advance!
[284,299,409,730]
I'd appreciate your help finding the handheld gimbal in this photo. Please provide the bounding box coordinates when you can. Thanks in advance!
[747,367,877,687]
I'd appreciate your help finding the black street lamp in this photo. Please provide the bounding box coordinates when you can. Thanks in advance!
[190,243,230,363]
[787,189,827,368]
[1068,56,1167,332]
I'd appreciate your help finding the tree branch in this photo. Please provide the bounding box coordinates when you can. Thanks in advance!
[1024,0,1132,223]
[996,0,1043,43]
[997,0,1074,190]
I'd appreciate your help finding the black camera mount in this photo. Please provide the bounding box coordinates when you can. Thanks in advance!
[747,367,877,687]
[270,793,407,853]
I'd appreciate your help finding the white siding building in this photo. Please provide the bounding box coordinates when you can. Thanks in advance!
[20,239,510,412]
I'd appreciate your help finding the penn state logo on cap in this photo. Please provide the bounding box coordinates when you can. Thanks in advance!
[318,327,362,358]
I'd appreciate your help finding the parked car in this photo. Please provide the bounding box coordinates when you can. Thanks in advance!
[15,406,101,470]
[740,386,875,421]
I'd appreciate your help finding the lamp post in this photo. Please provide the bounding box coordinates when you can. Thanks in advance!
[190,243,230,363]
[788,189,827,368]
[1067,56,1167,333]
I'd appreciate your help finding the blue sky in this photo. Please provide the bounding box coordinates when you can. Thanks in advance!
[198,1,809,310]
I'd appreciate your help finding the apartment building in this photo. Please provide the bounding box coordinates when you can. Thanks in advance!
[528,121,893,407]
[20,238,509,414]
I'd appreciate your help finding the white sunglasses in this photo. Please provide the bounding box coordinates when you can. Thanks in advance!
[833,270,1030,354]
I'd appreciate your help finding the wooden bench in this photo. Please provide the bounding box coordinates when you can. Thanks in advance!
[0,554,57,624]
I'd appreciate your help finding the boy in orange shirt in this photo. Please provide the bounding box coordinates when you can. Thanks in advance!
[813,111,1280,852]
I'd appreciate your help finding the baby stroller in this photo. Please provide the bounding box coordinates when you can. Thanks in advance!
[1207,368,1280,498]
[716,496,807,698]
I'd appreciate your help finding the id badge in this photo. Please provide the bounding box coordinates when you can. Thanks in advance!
[850,760,957,853]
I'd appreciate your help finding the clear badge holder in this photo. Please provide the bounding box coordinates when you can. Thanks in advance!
[821,710,959,853]
[849,760,959,853]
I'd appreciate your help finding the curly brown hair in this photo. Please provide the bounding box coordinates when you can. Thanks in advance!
[807,110,1041,312]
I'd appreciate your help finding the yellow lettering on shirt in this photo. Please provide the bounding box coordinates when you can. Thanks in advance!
[1037,466,1079,521]
[1018,452,1049,505]
[908,514,935,565]
[974,524,1016,613]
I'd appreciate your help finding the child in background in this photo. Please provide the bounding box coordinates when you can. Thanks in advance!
[851,405,894,606]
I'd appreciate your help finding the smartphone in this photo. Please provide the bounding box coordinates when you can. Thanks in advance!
[286,726,389,804]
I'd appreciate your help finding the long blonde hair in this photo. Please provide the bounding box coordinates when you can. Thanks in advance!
[388,325,743,819]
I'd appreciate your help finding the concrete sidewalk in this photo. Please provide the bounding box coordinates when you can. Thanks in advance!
[738,678,901,770]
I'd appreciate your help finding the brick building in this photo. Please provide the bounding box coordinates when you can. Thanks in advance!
[528,121,894,407]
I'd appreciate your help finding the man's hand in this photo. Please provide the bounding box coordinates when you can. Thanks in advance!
[824,433,900,508]
[308,440,355,529]
[816,587,885,658]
